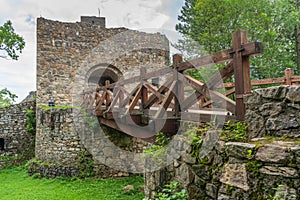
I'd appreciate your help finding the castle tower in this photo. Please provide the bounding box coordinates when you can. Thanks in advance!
[35,16,169,176]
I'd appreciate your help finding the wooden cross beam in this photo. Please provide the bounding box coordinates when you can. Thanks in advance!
[176,41,262,72]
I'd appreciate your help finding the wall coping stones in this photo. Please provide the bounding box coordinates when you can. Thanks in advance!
[255,143,292,163]
[225,142,256,159]
[260,166,299,178]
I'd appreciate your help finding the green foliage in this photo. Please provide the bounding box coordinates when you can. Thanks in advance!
[246,149,254,160]
[39,105,80,111]
[77,151,95,178]
[0,20,25,60]
[143,181,187,200]
[155,132,171,146]
[245,160,263,175]
[144,132,170,155]
[26,108,36,134]
[176,0,300,78]
[220,121,248,142]
[0,88,17,108]
[226,184,236,196]
[268,184,286,200]
[0,166,144,200]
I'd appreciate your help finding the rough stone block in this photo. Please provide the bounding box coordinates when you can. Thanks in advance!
[220,163,250,191]
[175,163,194,187]
[257,86,288,100]
[266,118,300,131]
[225,142,256,159]
[286,86,300,103]
[206,183,217,199]
[192,164,211,181]
[187,184,205,200]
[255,144,292,164]
[260,166,299,178]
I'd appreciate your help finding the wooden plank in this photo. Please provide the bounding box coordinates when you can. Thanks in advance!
[177,42,262,72]
[154,81,176,119]
[183,75,236,113]
[221,74,300,88]
[144,78,173,109]
[181,112,235,123]
[143,83,163,99]
[206,62,234,89]
[120,84,141,108]
[125,86,142,114]
[98,117,156,138]
[105,89,121,113]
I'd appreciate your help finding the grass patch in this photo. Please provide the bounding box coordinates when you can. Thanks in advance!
[0,167,144,200]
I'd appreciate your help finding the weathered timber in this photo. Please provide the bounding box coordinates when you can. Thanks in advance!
[177,42,262,72]
[232,30,251,121]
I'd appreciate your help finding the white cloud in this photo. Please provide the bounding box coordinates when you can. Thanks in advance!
[0,0,184,103]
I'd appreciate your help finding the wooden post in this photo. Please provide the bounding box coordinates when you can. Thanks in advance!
[105,80,111,109]
[285,68,294,85]
[140,67,149,124]
[173,54,184,118]
[232,30,251,121]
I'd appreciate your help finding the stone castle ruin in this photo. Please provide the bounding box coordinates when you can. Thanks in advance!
[0,14,300,199]
[34,16,170,176]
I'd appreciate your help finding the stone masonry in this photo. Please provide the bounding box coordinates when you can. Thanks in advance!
[144,86,300,199]
[0,92,36,167]
[35,16,169,176]
[244,86,300,138]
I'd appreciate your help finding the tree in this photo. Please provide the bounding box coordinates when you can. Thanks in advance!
[0,88,18,108]
[176,0,300,78]
[0,20,25,60]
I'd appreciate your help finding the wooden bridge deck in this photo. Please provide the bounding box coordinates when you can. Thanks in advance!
[80,30,299,139]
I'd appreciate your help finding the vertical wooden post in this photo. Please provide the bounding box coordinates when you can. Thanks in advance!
[285,68,294,85]
[232,30,251,121]
[140,67,149,124]
[105,80,110,109]
[140,67,148,109]
[173,54,184,118]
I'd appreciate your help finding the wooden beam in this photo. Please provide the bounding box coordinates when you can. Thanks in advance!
[232,30,251,121]
[125,86,142,114]
[183,75,236,113]
[285,68,294,85]
[177,42,262,72]
[206,62,234,89]
[221,75,300,88]
[154,81,176,119]
[120,84,141,108]
[173,54,184,118]
[144,78,173,109]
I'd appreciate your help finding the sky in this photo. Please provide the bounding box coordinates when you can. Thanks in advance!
[0,0,184,103]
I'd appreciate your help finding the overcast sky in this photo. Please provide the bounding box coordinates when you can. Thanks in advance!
[0,0,184,102]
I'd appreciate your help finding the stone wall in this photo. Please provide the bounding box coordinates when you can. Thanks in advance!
[144,137,300,200]
[0,92,36,167]
[36,16,169,174]
[144,86,300,199]
[244,86,300,138]
[33,107,147,177]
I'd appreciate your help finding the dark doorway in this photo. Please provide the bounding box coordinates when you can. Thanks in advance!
[0,138,4,151]
[87,65,122,87]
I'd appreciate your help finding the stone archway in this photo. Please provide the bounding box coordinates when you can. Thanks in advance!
[86,64,122,87]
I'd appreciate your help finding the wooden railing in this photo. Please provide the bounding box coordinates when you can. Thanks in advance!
[81,30,266,137]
